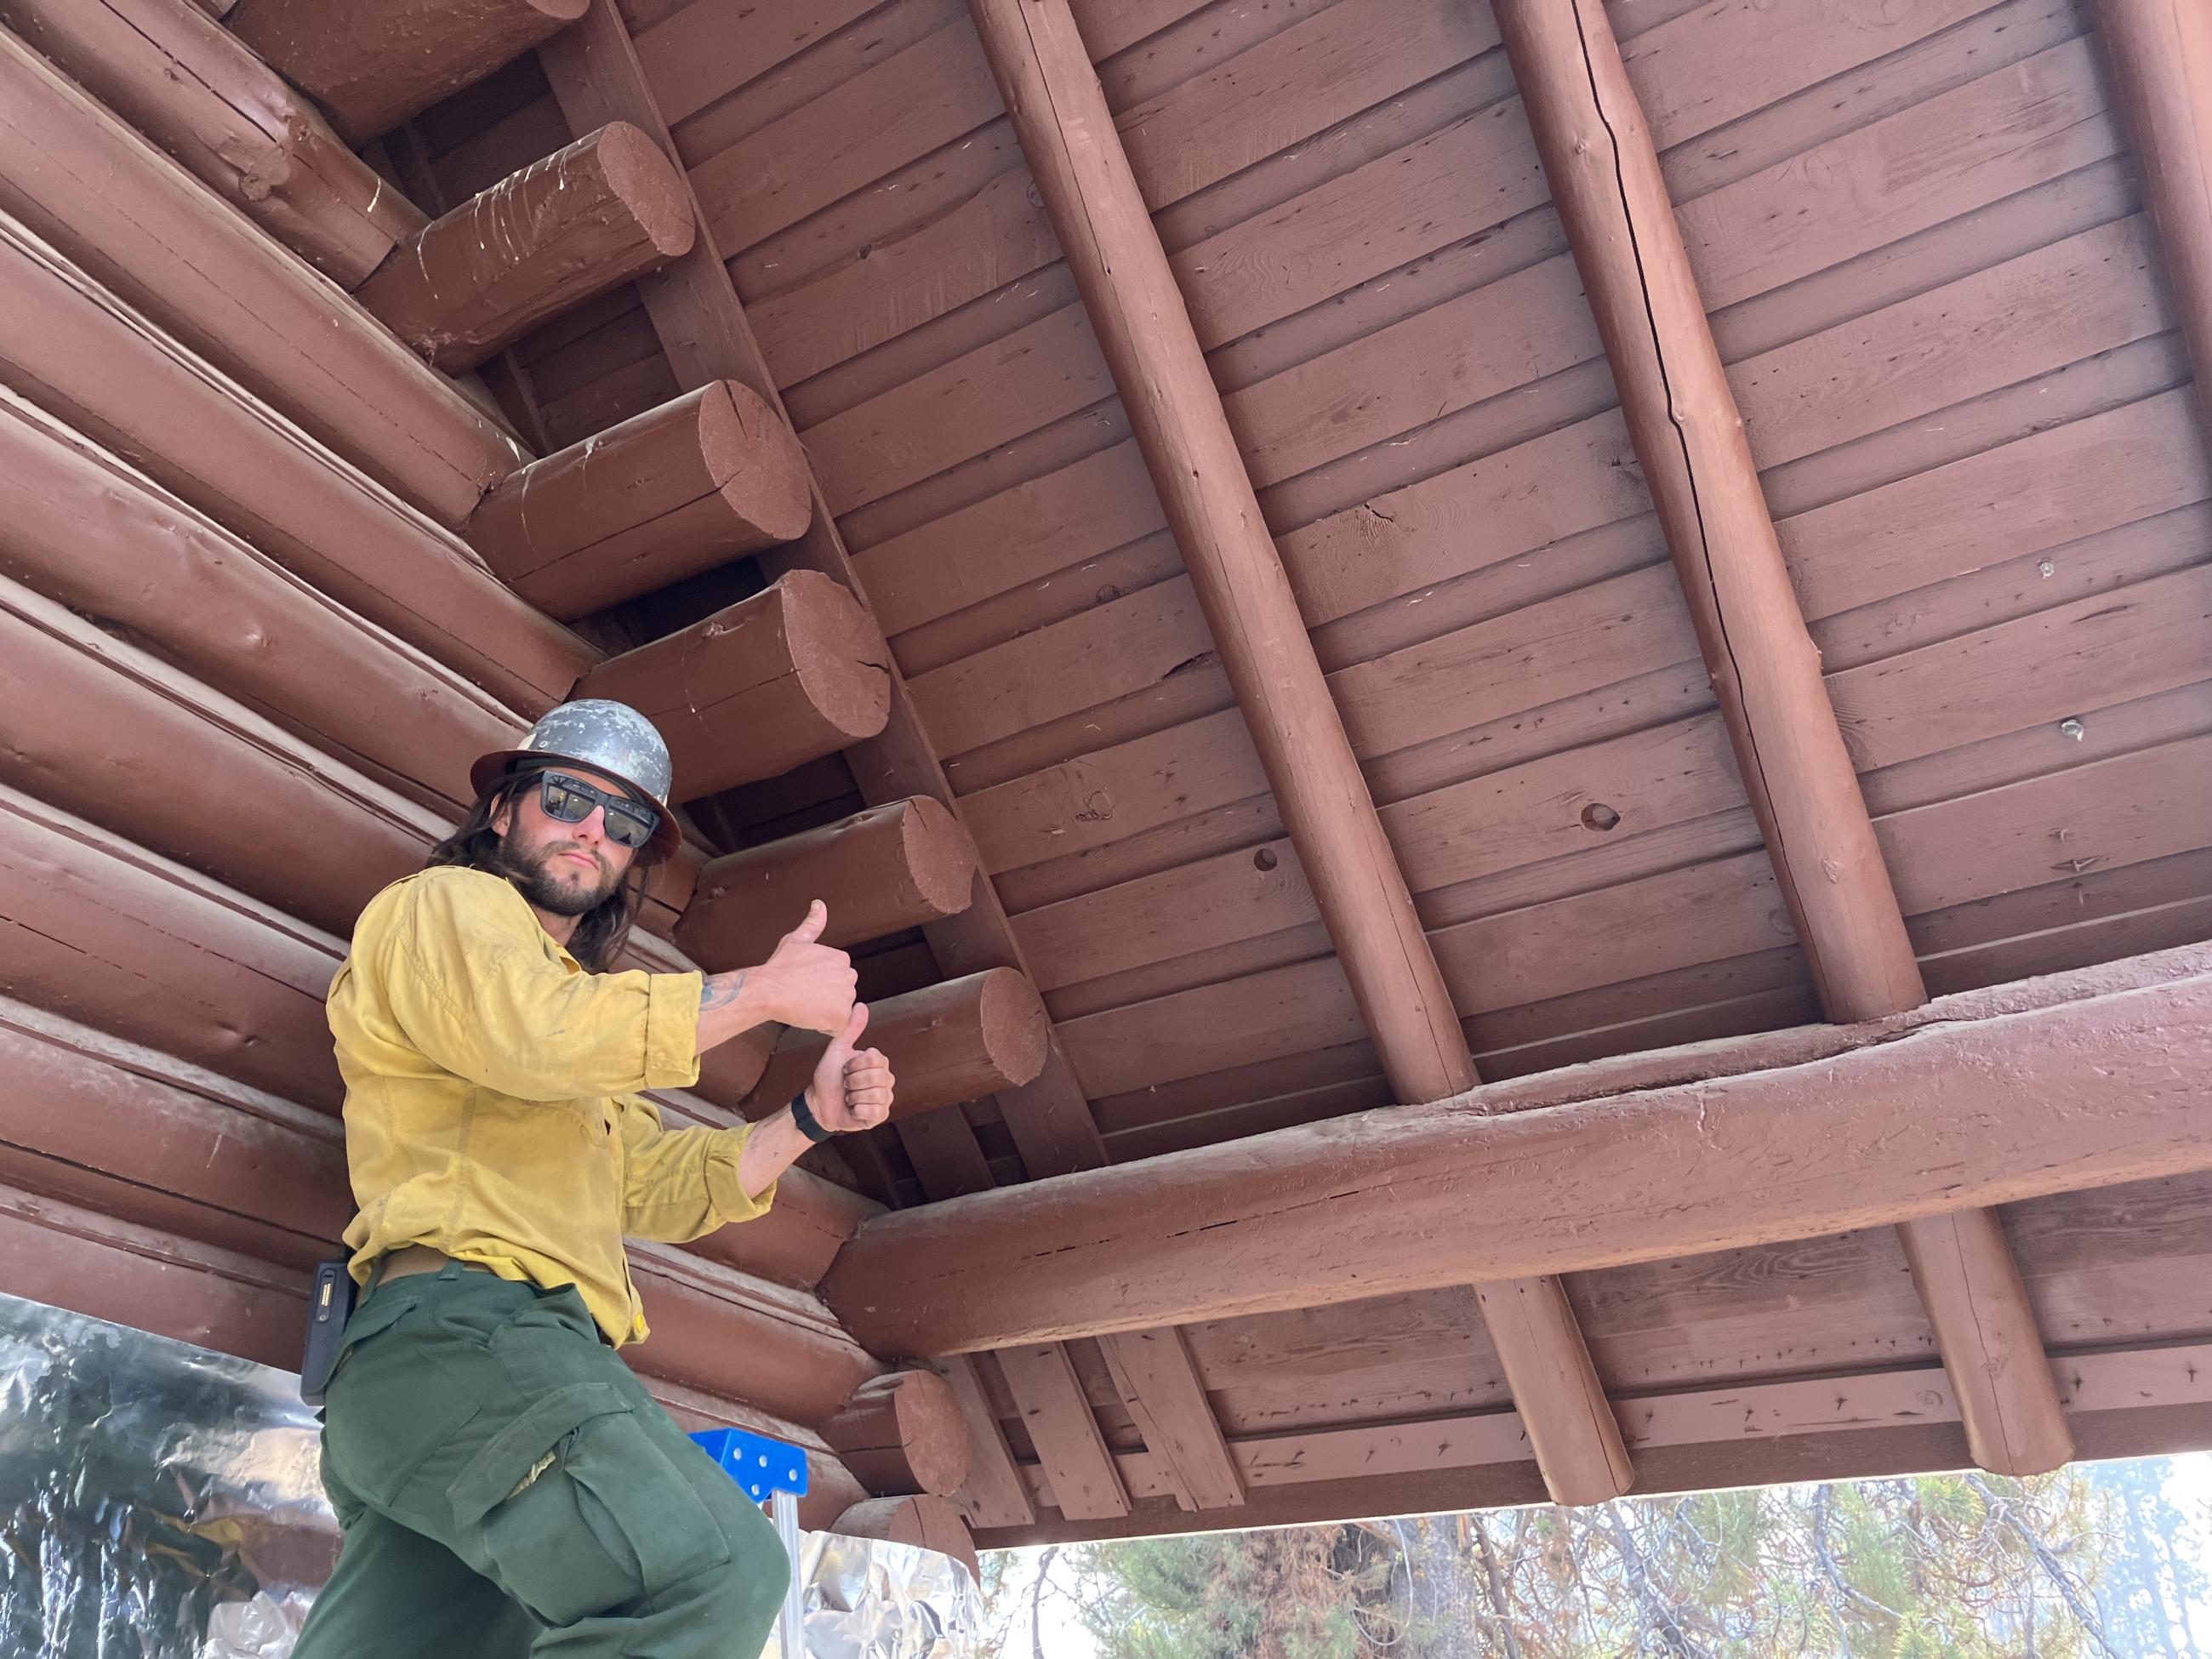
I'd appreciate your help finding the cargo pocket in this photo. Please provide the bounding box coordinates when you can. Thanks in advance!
[453,1384,733,1628]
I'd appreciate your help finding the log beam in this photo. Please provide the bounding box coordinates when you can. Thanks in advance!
[676,798,978,972]
[0,0,425,288]
[831,1496,979,1581]
[357,123,694,373]
[2093,0,2212,437]
[0,573,430,938]
[824,1371,972,1497]
[1491,0,2072,1479]
[738,970,1048,1124]
[967,0,1628,1507]
[467,380,811,619]
[824,946,2212,1354]
[0,212,587,712]
[0,391,518,817]
[0,32,521,525]
[578,570,890,800]
[226,0,587,145]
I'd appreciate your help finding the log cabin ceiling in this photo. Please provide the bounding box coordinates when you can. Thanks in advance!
[2,0,2209,1553]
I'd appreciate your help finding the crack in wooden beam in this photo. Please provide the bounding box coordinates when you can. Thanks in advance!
[1492,0,2072,1479]
[824,944,2212,1354]
[966,0,1635,1508]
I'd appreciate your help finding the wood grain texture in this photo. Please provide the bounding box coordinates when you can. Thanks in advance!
[539,0,1109,1180]
[228,0,588,144]
[0,0,426,287]
[827,946,2212,1352]
[2085,0,2212,438]
[361,122,696,373]
[994,1341,1131,1519]
[0,31,525,527]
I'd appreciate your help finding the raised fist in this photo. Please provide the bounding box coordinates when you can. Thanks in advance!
[807,1002,894,1133]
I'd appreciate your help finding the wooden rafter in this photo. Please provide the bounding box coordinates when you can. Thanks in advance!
[966,0,1638,1508]
[531,1,1150,1524]
[1491,0,2073,1477]
[2093,0,2212,436]
[987,1341,2212,1547]
[824,944,2212,1354]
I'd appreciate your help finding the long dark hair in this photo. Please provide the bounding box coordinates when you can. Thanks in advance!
[427,768,644,972]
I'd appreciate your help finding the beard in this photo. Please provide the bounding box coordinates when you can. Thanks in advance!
[496,835,621,916]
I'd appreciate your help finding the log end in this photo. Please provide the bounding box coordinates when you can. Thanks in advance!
[825,1370,973,1497]
[698,381,812,546]
[832,1495,979,1582]
[785,569,892,745]
[975,966,1050,1092]
[590,121,698,259]
[898,795,981,923]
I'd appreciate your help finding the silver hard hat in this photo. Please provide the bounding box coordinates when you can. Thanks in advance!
[469,699,681,862]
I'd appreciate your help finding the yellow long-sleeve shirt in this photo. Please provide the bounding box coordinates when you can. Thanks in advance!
[327,865,774,1346]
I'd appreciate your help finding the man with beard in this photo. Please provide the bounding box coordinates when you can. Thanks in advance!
[294,699,892,1659]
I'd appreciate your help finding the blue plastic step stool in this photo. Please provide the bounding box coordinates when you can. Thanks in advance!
[690,1427,811,1657]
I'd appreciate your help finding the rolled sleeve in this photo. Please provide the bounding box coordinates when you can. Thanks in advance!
[702,1126,776,1227]
[644,969,705,1091]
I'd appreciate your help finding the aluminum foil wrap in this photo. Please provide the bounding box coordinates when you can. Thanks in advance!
[0,1293,977,1658]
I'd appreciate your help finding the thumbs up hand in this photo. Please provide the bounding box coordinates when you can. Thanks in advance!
[807,1002,894,1133]
[760,900,857,1035]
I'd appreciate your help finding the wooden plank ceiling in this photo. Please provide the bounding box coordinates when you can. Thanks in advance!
[312,0,2212,1541]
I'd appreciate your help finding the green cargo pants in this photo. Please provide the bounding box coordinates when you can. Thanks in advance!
[293,1263,789,1658]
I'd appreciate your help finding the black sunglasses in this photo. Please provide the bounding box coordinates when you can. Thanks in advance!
[527,771,660,851]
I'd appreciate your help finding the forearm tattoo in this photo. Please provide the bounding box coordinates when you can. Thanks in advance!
[699,970,746,1012]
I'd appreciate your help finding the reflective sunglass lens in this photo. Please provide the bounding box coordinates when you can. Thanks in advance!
[605,807,654,850]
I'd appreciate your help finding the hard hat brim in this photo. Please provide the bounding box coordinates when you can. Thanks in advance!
[469,748,684,864]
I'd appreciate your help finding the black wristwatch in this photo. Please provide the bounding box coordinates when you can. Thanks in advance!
[788,1090,837,1143]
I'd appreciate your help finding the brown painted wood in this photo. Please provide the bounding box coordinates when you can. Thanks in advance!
[0,576,429,938]
[0,217,586,714]
[359,123,695,373]
[1094,1329,1243,1512]
[994,1343,1130,1520]
[676,798,978,972]
[0,783,346,1110]
[977,1342,2212,1547]
[962,0,1463,1118]
[0,0,426,287]
[0,32,526,527]
[577,570,891,799]
[2085,0,2212,440]
[227,0,588,145]
[967,0,1633,1506]
[0,394,521,817]
[539,0,1109,1181]
[826,945,2212,1354]
[831,1495,979,1580]
[824,1370,972,1497]
[1493,0,2072,1481]
[738,970,1048,1124]
[624,1240,881,1426]
[0,1181,309,1371]
[932,1354,1036,1530]
[467,379,811,618]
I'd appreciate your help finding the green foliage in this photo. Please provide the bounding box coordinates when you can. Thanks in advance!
[984,1456,2212,1658]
